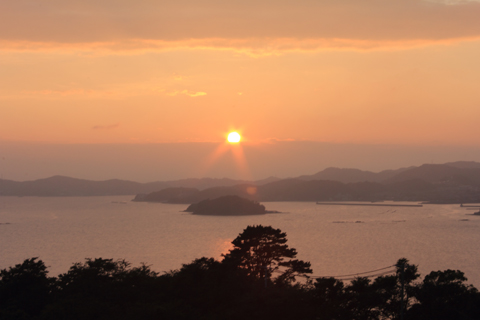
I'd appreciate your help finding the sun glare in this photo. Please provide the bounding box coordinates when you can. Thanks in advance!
[201,130,251,181]
[227,132,241,143]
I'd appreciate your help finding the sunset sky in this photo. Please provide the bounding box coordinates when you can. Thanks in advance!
[1,0,480,181]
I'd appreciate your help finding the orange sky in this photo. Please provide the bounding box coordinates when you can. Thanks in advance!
[2,0,480,145]
[1,1,480,180]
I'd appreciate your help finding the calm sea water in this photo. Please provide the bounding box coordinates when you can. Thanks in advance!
[0,196,479,287]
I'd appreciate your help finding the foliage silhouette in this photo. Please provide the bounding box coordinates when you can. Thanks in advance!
[222,225,312,285]
[408,269,480,320]
[47,258,161,320]
[1,227,480,320]
[0,257,52,320]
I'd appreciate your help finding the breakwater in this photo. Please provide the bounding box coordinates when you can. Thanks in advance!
[316,202,423,207]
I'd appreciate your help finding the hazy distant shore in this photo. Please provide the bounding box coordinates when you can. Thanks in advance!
[2,161,480,204]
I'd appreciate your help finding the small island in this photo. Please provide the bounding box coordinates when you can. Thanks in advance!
[184,195,268,216]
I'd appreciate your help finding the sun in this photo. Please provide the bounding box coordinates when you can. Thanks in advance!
[227,131,241,143]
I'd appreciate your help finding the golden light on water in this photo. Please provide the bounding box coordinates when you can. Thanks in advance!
[227,132,241,143]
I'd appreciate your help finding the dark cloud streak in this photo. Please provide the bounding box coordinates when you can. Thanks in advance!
[1,0,480,43]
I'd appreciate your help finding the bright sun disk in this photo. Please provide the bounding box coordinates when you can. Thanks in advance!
[227,132,241,143]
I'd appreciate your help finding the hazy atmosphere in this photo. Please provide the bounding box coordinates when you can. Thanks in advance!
[2,0,480,181]
[2,1,480,152]
[2,2,480,319]
[2,141,480,182]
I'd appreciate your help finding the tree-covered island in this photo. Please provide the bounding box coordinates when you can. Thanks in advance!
[184,195,269,215]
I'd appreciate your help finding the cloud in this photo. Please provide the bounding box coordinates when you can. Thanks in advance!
[426,0,480,4]
[2,36,480,57]
[92,124,119,130]
[1,0,480,47]
[185,91,207,97]
[166,90,207,97]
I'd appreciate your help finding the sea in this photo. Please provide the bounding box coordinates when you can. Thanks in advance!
[0,196,479,287]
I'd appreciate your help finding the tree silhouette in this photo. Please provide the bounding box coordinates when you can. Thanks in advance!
[0,257,52,319]
[223,225,312,285]
[408,269,480,320]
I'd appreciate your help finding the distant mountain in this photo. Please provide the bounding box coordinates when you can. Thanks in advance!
[444,161,480,169]
[2,161,480,203]
[136,161,480,204]
[253,176,282,185]
[134,184,259,204]
[257,179,350,201]
[296,162,480,186]
[156,178,252,190]
[136,173,480,204]
[384,164,480,185]
[297,166,413,183]
[0,175,278,197]
[0,176,149,196]
[133,187,200,203]
[134,178,436,203]
[134,180,350,203]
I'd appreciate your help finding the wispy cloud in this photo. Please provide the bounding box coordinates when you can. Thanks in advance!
[165,90,207,97]
[2,36,480,57]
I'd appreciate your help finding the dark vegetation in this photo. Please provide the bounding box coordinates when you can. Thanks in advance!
[185,195,266,215]
[1,225,479,320]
